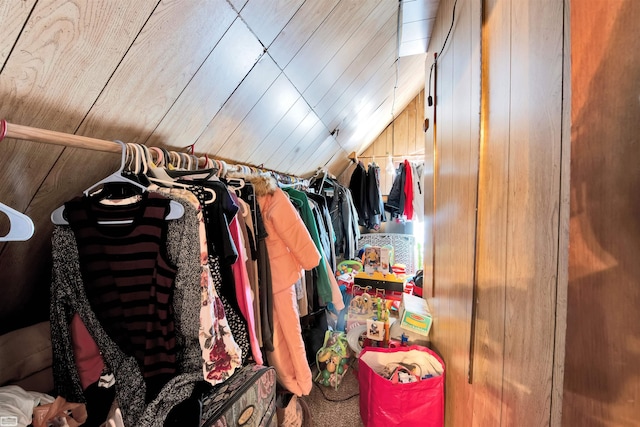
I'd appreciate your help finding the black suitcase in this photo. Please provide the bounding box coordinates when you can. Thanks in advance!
[200,364,277,427]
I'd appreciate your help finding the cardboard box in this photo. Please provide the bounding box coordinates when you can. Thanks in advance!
[362,245,393,274]
[389,320,430,346]
[399,293,432,337]
[363,246,381,274]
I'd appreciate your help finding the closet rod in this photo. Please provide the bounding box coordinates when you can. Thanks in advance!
[0,119,121,153]
[0,119,307,181]
[356,154,426,161]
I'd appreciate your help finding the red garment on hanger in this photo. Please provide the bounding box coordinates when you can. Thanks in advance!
[403,160,414,220]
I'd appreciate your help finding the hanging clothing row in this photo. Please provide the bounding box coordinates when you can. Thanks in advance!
[348,160,385,231]
[308,170,361,261]
[385,159,425,222]
[46,140,346,427]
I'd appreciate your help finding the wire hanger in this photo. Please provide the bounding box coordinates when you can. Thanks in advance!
[0,202,35,242]
[51,140,184,225]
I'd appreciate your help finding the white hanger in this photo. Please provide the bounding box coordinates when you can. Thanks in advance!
[0,202,35,241]
[51,140,184,225]
[82,140,148,196]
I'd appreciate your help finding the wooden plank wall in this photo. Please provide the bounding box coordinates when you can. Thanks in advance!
[425,0,568,426]
[564,1,640,425]
[425,0,480,425]
[486,0,566,424]
[0,0,430,335]
[356,90,425,194]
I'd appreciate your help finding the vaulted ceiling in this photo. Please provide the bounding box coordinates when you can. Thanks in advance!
[0,0,440,334]
[1,0,438,177]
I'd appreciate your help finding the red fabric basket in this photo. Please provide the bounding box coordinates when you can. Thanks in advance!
[358,345,444,427]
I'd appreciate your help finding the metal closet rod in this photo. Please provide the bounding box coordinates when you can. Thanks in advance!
[0,119,303,179]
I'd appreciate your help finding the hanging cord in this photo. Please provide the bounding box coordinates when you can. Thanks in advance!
[391,0,402,122]
[427,0,459,107]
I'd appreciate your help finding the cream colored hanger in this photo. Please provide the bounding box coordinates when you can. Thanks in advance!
[51,141,184,224]
[179,152,192,170]
[149,146,165,167]
[145,148,217,203]
[168,151,181,169]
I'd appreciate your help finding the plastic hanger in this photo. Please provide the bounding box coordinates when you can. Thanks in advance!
[0,202,35,241]
[144,145,218,183]
[226,177,245,192]
[82,140,148,196]
[179,152,192,170]
[51,140,184,225]
[147,176,216,204]
[149,147,165,167]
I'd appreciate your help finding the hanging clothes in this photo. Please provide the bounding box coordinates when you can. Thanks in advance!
[228,193,263,365]
[306,192,337,271]
[386,162,406,218]
[411,162,425,222]
[366,163,384,229]
[246,175,321,397]
[148,185,242,385]
[348,161,385,230]
[236,183,275,352]
[349,161,369,227]
[403,159,414,220]
[50,195,206,427]
[310,174,360,260]
[385,159,421,220]
[283,187,332,306]
[187,183,252,365]
[308,197,332,274]
[234,194,263,348]
[284,187,344,312]
[62,193,179,391]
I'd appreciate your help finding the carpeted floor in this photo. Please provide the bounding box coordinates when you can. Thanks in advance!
[301,367,364,427]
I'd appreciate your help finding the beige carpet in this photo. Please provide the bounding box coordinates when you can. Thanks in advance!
[302,367,364,427]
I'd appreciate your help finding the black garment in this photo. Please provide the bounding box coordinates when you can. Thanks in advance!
[386,162,406,218]
[208,254,251,365]
[349,162,385,230]
[367,165,381,215]
[238,184,274,352]
[64,192,178,395]
[349,161,368,226]
[188,184,251,365]
[256,238,274,352]
[366,164,384,229]
[185,181,238,265]
[83,382,116,427]
[164,380,212,427]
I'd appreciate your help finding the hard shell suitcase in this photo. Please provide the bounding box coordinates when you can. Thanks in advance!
[200,364,277,427]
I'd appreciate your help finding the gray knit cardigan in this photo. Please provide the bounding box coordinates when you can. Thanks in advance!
[50,196,203,427]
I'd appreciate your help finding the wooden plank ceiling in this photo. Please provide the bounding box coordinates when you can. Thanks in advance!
[0,0,437,333]
[1,0,435,177]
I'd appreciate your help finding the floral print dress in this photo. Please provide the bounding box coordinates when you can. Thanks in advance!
[149,186,242,384]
